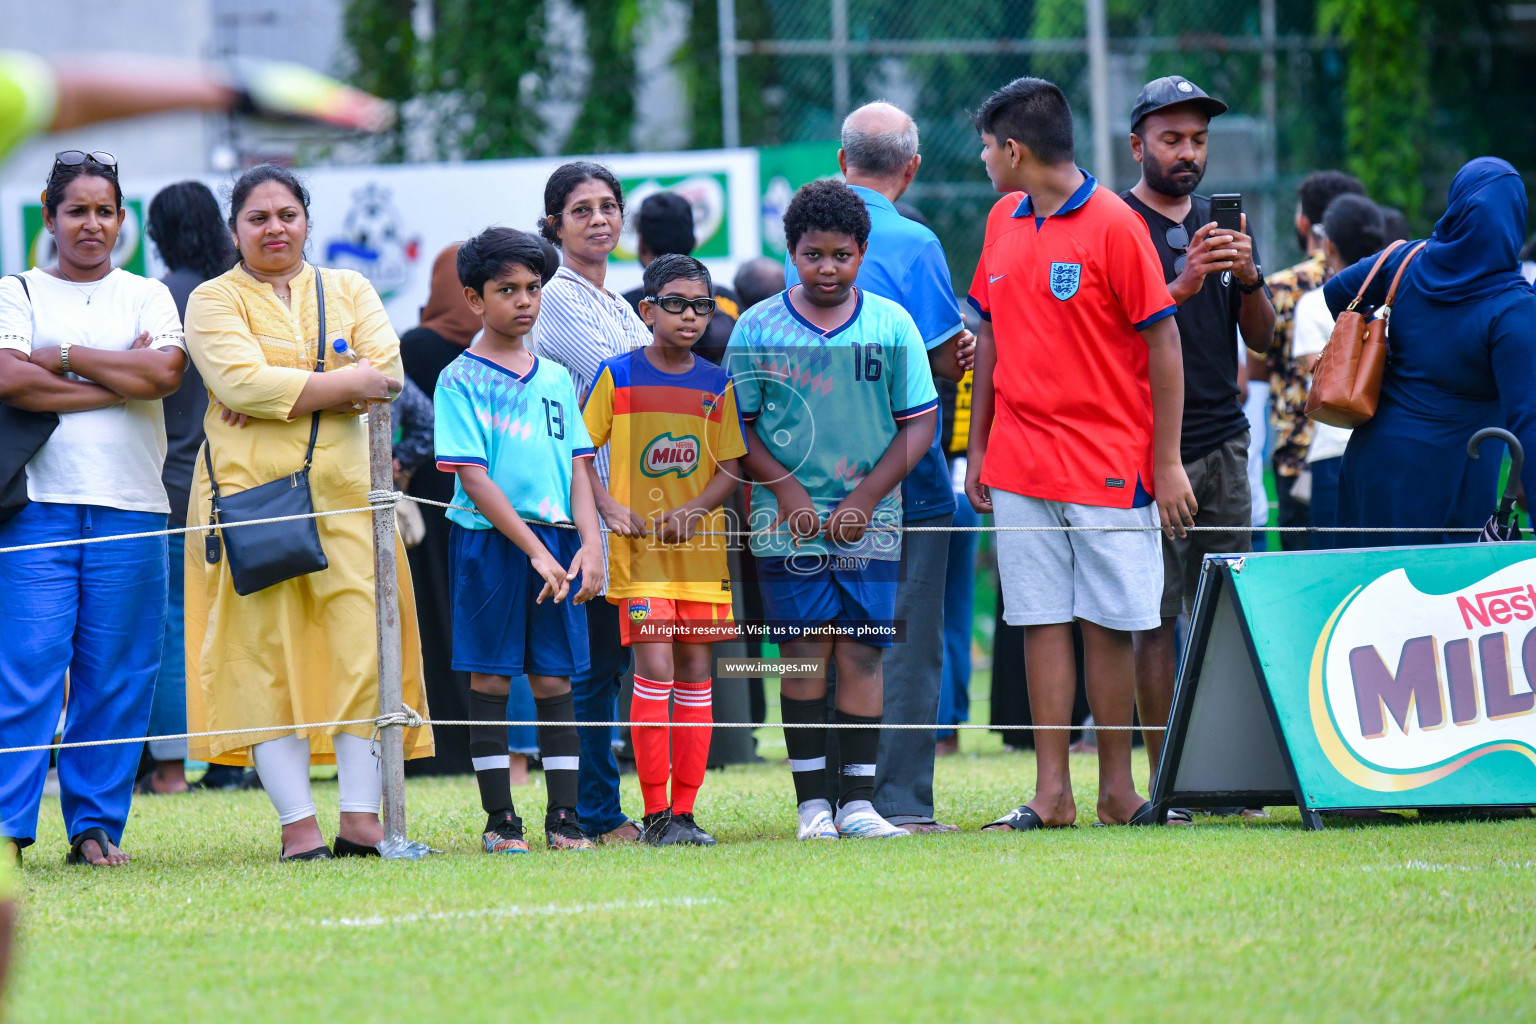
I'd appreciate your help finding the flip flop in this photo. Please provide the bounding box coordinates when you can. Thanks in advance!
[982,806,1073,831]
[65,827,119,865]
[1092,801,1164,827]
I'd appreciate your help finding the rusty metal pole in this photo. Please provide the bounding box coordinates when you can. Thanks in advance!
[368,399,408,843]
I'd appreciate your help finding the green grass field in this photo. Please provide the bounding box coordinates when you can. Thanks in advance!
[10,737,1536,1024]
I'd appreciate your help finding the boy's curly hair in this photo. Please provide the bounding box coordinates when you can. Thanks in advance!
[782,179,871,253]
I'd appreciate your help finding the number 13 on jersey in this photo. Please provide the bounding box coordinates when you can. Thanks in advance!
[542,397,565,439]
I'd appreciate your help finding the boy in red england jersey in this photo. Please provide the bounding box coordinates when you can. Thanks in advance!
[963,77,1197,830]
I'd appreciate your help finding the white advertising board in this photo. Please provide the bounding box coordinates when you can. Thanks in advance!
[1,148,762,331]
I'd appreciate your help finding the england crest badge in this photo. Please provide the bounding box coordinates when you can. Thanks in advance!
[1049,262,1080,301]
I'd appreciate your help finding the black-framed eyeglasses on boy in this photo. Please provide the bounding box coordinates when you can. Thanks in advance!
[646,294,716,316]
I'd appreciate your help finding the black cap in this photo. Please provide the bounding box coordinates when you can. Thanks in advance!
[1130,76,1228,133]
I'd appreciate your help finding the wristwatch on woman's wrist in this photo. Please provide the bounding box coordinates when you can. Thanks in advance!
[60,340,72,374]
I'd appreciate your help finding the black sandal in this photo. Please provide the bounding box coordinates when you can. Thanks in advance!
[65,827,117,866]
[332,836,380,858]
[1092,801,1164,827]
[280,844,333,862]
[982,806,1073,831]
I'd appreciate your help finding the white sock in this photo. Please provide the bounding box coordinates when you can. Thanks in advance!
[251,733,316,826]
[334,731,383,815]
[797,798,833,827]
[835,799,875,824]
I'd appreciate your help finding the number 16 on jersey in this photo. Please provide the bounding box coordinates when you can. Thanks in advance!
[850,341,883,382]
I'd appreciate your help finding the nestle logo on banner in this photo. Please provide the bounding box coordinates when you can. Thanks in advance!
[1456,585,1536,630]
[1315,562,1536,789]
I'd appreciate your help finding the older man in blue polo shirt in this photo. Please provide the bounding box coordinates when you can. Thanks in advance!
[787,100,975,832]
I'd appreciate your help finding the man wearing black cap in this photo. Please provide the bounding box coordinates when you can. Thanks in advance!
[1120,76,1276,789]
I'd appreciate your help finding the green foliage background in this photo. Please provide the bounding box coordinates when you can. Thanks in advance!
[342,0,1536,267]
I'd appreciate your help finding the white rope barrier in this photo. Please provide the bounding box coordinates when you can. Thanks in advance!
[397,490,1486,535]
[0,485,1496,758]
[0,711,1156,757]
[0,486,1487,555]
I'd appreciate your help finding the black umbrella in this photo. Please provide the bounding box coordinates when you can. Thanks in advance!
[1468,427,1525,542]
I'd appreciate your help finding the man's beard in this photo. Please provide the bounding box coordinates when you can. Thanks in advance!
[1144,151,1205,199]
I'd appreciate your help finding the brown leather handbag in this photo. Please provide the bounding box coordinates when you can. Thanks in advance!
[1305,239,1426,428]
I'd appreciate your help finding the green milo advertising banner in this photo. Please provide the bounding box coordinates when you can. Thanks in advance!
[615,172,732,263]
[1162,544,1536,820]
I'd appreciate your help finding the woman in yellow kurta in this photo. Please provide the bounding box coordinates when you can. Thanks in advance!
[184,164,431,861]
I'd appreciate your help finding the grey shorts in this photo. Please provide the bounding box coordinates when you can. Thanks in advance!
[992,489,1163,633]
[1161,430,1253,619]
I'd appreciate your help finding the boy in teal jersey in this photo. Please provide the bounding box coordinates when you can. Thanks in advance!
[435,227,605,853]
[725,180,938,840]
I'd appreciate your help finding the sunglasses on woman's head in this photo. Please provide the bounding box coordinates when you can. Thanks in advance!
[51,150,118,175]
[647,294,716,315]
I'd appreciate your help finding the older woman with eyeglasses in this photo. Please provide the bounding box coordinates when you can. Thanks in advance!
[529,161,652,844]
[0,150,186,867]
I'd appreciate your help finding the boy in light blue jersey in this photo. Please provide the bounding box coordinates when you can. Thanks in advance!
[725,180,937,840]
[435,227,605,854]
[437,353,595,533]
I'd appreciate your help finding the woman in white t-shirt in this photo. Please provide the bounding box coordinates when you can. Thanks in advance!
[1291,194,1387,548]
[0,153,186,868]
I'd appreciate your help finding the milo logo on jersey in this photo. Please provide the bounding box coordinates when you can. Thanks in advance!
[641,433,701,478]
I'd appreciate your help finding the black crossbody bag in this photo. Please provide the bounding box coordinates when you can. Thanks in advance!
[0,276,61,524]
[202,271,330,595]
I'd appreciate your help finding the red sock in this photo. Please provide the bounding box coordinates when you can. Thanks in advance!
[670,678,713,815]
[630,675,674,815]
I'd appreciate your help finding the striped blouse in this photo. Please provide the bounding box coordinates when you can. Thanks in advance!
[531,265,652,483]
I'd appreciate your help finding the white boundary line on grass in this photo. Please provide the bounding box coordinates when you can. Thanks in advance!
[317,896,721,928]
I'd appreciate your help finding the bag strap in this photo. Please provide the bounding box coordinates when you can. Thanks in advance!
[1345,239,1410,313]
[202,266,329,509]
[1381,241,1429,312]
[202,438,220,504]
[7,273,29,301]
[301,269,326,471]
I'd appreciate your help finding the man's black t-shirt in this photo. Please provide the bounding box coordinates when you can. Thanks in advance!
[1121,191,1250,463]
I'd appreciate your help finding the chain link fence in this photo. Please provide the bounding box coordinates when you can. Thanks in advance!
[720,0,1536,283]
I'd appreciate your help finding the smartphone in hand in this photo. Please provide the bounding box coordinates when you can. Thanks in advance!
[1212,193,1243,234]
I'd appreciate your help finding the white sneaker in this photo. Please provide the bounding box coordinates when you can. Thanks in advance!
[796,808,839,840]
[834,804,909,839]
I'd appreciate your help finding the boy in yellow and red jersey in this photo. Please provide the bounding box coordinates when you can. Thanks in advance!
[582,253,748,846]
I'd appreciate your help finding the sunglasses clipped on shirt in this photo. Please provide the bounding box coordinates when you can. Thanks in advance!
[646,294,717,316]
[1165,223,1190,276]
